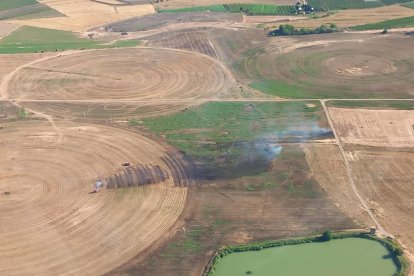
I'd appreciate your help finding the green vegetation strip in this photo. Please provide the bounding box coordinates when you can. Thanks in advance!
[327,100,414,110]
[350,16,414,30]
[160,4,296,15]
[204,231,408,276]
[143,101,322,159]
[0,26,141,54]
[0,0,38,12]
[308,0,412,10]
[402,1,414,8]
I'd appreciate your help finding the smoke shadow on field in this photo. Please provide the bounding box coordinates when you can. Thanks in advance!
[184,123,333,181]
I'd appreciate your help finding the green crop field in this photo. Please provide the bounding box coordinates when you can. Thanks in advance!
[0,0,38,12]
[159,4,226,13]
[0,26,140,54]
[308,0,412,9]
[143,101,328,160]
[350,15,414,30]
[160,4,295,15]
[327,100,414,109]
[402,1,414,8]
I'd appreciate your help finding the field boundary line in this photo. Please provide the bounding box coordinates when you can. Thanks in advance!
[321,99,390,237]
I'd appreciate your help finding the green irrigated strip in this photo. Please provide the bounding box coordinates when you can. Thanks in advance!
[350,15,414,30]
[0,0,38,12]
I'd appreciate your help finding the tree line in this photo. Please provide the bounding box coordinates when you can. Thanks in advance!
[269,23,340,36]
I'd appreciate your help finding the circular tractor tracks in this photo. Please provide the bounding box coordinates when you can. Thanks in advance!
[0,47,231,275]
[0,121,189,275]
[237,35,414,98]
[6,47,230,101]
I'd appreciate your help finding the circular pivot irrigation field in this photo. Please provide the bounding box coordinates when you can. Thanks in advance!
[6,48,230,100]
[237,34,414,98]
[0,121,188,275]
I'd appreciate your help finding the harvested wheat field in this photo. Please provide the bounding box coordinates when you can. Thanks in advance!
[19,101,199,121]
[329,107,414,147]
[346,147,414,259]
[5,0,155,31]
[0,119,188,275]
[324,104,414,269]
[304,144,371,227]
[0,53,50,85]
[5,48,233,101]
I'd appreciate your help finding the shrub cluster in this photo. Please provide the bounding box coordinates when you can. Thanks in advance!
[269,23,340,36]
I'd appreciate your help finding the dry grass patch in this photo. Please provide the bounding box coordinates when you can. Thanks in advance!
[347,146,414,260]
[329,107,414,147]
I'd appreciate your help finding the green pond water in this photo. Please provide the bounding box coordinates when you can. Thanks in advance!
[213,238,398,276]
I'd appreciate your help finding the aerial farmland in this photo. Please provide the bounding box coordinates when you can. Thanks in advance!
[0,0,413,275]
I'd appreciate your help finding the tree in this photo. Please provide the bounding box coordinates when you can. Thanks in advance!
[322,231,333,241]
[393,247,403,256]
[382,28,388,34]
[18,107,28,119]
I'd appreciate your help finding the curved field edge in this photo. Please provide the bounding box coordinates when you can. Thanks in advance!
[350,16,414,30]
[0,26,141,54]
[326,100,414,110]
[203,231,409,276]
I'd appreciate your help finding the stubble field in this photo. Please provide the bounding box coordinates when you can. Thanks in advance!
[0,118,189,275]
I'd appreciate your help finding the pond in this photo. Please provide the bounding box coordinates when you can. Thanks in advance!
[212,238,398,276]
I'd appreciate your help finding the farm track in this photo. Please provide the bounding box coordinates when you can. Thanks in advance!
[321,100,390,237]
